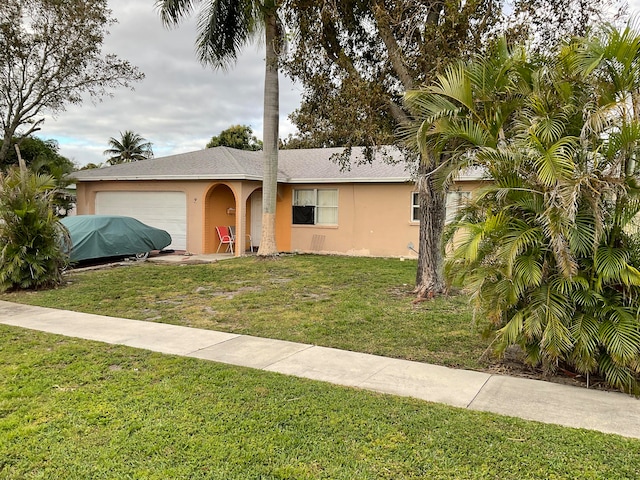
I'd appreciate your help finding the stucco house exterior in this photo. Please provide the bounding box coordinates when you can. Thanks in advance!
[71,146,485,257]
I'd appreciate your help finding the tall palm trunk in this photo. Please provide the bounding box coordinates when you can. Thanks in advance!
[257,11,279,256]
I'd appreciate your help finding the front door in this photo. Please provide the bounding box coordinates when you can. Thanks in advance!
[251,191,262,248]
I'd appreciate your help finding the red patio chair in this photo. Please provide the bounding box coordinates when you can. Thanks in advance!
[215,225,234,254]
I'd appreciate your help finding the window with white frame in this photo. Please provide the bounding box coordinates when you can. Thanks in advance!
[292,189,338,225]
[411,192,420,222]
[411,190,470,223]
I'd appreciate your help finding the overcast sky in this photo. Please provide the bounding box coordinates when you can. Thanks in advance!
[40,0,302,167]
[40,1,640,167]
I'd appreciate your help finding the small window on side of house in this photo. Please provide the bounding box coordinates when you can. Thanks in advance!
[446,191,471,223]
[411,192,420,222]
[411,190,471,223]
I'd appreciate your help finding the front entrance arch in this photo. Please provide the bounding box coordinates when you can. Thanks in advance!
[203,183,237,253]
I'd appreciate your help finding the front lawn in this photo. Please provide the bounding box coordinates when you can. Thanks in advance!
[0,255,489,370]
[1,325,638,479]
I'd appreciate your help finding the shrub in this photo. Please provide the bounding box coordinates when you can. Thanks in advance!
[0,167,69,291]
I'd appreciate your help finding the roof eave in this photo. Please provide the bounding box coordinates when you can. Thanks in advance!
[287,177,413,184]
[72,174,265,182]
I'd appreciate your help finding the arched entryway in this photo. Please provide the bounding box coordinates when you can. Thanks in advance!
[203,183,237,254]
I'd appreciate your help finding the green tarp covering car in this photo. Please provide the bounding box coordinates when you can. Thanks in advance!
[60,215,172,262]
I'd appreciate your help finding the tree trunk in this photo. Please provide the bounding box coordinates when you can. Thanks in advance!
[414,156,447,299]
[258,12,280,257]
[0,132,12,164]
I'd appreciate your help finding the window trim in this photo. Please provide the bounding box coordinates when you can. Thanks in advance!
[411,190,471,224]
[411,191,420,223]
[292,188,339,226]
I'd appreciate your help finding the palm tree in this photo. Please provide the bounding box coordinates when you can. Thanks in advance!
[404,38,529,172]
[402,39,530,298]
[157,0,283,256]
[0,167,70,291]
[103,131,154,165]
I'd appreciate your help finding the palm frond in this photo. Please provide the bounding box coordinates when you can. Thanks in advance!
[597,353,639,395]
[531,137,577,186]
[499,221,542,271]
[595,246,631,282]
[197,0,262,69]
[512,254,544,289]
[598,307,640,362]
[431,63,475,113]
[497,311,524,347]
[540,313,574,361]
[157,0,196,26]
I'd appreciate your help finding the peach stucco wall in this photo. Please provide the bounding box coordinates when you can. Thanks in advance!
[75,178,483,258]
[280,182,420,258]
[280,180,486,257]
[75,179,262,255]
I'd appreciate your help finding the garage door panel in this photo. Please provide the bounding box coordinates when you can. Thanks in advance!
[95,191,186,250]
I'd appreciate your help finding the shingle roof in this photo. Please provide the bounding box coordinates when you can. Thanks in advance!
[71,147,266,181]
[71,146,484,183]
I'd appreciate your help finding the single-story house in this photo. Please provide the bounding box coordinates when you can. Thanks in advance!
[71,146,485,257]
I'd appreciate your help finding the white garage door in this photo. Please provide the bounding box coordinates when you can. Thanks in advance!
[95,191,187,250]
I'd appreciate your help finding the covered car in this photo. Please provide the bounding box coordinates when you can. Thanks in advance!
[60,215,172,262]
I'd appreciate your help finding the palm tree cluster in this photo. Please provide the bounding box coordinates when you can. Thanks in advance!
[406,23,640,393]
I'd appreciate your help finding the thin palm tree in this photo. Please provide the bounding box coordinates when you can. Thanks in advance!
[103,131,154,165]
[157,0,283,256]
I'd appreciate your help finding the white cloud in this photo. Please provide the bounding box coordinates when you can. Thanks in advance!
[40,0,301,167]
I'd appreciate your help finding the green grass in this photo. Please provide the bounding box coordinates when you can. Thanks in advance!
[1,324,639,479]
[0,255,488,370]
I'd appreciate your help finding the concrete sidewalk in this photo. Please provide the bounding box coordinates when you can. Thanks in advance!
[1,300,639,440]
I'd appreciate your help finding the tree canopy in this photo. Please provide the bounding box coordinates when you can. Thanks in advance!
[0,137,74,173]
[0,0,144,164]
[283,0,622,151]
[0,136,76,215]
[206,124,263,150]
